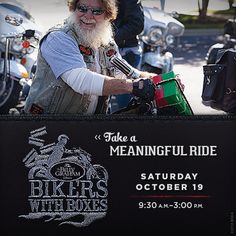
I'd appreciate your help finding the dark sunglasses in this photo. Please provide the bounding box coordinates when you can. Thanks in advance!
[76,4,105,15]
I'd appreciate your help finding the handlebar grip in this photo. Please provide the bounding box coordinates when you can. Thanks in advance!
[23,30,35,38]
[109,55,139,79]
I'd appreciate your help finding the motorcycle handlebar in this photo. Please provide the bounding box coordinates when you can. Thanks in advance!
[0,30,39,41]
[109,55,139,79]
[0,33,23,39]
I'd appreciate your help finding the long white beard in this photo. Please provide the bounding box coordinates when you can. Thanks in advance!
[67,14,113,49]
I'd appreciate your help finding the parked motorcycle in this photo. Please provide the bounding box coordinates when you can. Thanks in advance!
[139,4,185,74]
[205,3,236,64]
[0,3,41,114]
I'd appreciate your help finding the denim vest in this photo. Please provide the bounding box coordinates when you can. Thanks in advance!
[24,24,118,114]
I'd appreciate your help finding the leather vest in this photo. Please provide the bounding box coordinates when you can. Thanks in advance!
[24,23,118,114]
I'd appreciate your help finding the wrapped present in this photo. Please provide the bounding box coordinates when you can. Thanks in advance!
[152,71,176,84]
[155,79,193,115]
[155,79,182,108]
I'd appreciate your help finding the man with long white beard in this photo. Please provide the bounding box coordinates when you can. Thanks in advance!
[24,0,156,114]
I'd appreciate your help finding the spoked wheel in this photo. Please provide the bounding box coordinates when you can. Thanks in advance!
[0,74,22,114]
[86,164,109,180]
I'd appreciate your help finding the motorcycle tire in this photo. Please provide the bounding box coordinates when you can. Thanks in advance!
[0,75,22,114]
[86,164,108,180]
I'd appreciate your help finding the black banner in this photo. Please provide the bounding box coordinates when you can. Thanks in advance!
[0,115,235,236]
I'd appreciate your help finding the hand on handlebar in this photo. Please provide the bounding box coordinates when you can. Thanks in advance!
[132,78,155,101]
[139,71,158,79]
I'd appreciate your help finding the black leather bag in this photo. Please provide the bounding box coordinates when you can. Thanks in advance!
[216,49,236,113]
[202,49,236,113]
[202,64,226,102]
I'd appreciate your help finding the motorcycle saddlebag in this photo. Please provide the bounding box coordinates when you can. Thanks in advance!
[202,64,226,102]
[202,49,236,113]
[216,49,236,113]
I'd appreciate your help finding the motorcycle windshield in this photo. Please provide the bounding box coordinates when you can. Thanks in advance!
[141,0,165,11]
[0,3,38,35]
[143,7,185,37]
[0,3,34,21]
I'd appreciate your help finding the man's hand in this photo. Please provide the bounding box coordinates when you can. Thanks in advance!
[132,79,155,101]
[177,78,185,91]
[140,71,157,79]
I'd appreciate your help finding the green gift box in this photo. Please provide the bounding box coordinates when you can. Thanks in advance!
[180,102,193,115]
[155,79,193,115]
[152,71,176,84]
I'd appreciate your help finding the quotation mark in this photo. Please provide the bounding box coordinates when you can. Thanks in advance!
[95,135,101,141]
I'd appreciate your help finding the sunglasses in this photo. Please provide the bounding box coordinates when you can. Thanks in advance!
[76,4,105,15]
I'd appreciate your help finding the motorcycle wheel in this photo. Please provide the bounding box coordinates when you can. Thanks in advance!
[141,63,162,74]
[0,75,22,114]
[86,164,108,180]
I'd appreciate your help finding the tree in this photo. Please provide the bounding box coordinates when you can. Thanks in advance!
[228,0,234,8]
[198,0,210,23]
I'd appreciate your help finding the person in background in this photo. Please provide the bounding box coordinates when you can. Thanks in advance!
[24,0,155,115]
[110,0,145,112]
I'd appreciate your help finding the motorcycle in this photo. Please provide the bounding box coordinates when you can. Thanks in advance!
[26,146,108,180]
[139,3,185,74]
[205,3,236,64]
[0,3,41,114]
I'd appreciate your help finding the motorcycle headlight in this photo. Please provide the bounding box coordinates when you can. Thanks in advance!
[12,38,23,52]
[166,34,175,46]
[149,28,163,45]
[167,22,184,37]
[142,27,163,46]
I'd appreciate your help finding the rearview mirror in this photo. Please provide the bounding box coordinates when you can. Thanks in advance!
[171,11,179,18]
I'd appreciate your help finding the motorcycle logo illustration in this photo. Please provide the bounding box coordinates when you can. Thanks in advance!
[19,127,108,227]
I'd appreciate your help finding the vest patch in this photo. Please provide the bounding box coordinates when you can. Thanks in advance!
[106,49,117,57]
[30,104,44,114]
[79,45,93,56]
